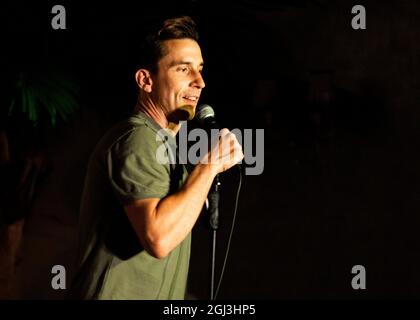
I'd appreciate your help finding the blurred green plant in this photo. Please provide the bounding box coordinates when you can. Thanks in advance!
[8,70,80,127]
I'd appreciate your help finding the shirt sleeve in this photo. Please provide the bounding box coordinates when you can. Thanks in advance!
[106,125,171,205]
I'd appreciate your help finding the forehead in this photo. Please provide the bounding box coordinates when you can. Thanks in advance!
[159,39,203,65]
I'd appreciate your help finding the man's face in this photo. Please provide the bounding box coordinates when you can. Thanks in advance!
[151,39,205,118]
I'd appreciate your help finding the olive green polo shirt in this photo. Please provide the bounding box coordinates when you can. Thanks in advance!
[70,112,190,300]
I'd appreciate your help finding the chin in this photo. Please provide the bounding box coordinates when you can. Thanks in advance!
[169,105,195,122]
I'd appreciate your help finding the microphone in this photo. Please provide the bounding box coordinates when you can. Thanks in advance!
[196,104,221,232]
[195,104,243,173]
[195,104,219,130]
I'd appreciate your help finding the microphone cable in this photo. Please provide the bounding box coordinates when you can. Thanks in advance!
[213,164,243,300]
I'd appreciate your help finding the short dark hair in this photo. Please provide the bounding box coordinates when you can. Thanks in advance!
[140,16,199,73]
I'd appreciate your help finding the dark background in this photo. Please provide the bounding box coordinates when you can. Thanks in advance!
[1,0,420,299]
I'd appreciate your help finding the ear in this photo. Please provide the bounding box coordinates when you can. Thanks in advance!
[135,69,153,93]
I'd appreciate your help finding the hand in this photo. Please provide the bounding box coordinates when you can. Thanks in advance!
[203,128,244,174]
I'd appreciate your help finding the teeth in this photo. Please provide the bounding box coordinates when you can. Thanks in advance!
[185,96,197,101]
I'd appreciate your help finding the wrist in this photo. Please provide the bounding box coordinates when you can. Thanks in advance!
[196,163,219,178]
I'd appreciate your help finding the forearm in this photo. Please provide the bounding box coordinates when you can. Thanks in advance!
[125,127,243,259]
[147,163,217,257]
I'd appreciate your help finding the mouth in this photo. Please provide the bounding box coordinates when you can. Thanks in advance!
[182,96,199,104]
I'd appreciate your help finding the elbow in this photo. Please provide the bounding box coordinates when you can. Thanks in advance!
[150,250,170,260]
[148,244,170,259]
[143,235,172,259]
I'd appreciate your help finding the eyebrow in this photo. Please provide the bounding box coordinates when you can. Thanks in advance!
[169,61,204,68]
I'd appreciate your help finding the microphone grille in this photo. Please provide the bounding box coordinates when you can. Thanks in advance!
[195,104,215,122]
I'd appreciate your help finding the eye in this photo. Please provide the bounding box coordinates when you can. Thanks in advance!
[177,66,189,73]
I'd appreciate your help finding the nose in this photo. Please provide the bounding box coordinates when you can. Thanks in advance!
[191,70,205,89]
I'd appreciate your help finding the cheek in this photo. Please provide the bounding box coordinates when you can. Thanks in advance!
[167,81,183,99]
[154,81,170,100]
[156,73,184,103]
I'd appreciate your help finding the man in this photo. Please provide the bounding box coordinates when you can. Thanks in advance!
[69,16,243,299]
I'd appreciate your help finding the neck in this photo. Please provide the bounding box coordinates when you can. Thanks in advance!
[135,99,180,136]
